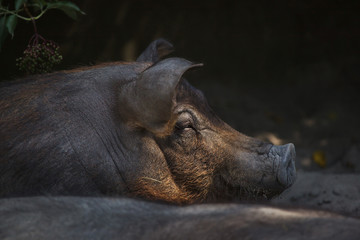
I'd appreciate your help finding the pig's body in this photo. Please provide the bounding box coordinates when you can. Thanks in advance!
[1,196,359,240]
[0,39,296,203]
[0,62,149,197]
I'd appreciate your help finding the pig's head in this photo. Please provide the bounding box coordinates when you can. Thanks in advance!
[118,40,296,204]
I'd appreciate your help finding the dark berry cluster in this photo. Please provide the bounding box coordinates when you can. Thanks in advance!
[16,40,63,74]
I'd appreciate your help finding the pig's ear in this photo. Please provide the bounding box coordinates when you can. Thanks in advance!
[119,57,202,135]
[136,38,174,63]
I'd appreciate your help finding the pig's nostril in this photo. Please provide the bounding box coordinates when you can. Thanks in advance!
[276,143,296,188]
[286,145,295,169]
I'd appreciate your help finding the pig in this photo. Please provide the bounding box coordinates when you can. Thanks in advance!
[0,39,296,203]
[0,196,359,240]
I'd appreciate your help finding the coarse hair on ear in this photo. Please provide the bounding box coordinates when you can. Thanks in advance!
[136,38,174,63]
[118,57,203,136]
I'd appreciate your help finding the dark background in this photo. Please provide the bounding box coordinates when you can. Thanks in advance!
[1,0,359,84]
[1,0,360,171]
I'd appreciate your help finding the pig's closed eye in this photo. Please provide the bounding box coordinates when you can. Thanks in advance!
[174,111,197,134]
[175,121,194,131]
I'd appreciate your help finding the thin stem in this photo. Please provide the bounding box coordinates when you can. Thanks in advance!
[0,6,47,21]
[0,7,28,20]
[23,4,37,35]
[0,7,22,15]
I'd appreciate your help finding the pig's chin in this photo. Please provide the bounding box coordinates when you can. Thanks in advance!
[210,175,285,202]
[225,171,295,201]
[228,183,284,201]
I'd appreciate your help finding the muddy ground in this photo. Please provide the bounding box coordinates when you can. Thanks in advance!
[193,75,360,218]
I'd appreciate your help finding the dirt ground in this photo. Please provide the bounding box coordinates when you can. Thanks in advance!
[194,75,360,218]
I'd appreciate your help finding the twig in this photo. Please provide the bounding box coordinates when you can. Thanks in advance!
[0,6,47,21]
[23,4,37,35]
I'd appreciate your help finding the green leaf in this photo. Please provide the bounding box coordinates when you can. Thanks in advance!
[6,15,17,38]
[46,1,85,20]
[15,0,27,10]
[0,16,8,51]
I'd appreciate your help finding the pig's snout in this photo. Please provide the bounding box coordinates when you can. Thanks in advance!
[273,143,296,188]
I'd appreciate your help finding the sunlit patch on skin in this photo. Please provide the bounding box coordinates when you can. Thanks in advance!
[254,207,322,219]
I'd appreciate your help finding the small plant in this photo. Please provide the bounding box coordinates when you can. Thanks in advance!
[0,0,84,74]
[16,36,62,74]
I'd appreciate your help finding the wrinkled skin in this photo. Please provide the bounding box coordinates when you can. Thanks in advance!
[151,81,295,202]
[0,39,296,203]
[1,197,359,240]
